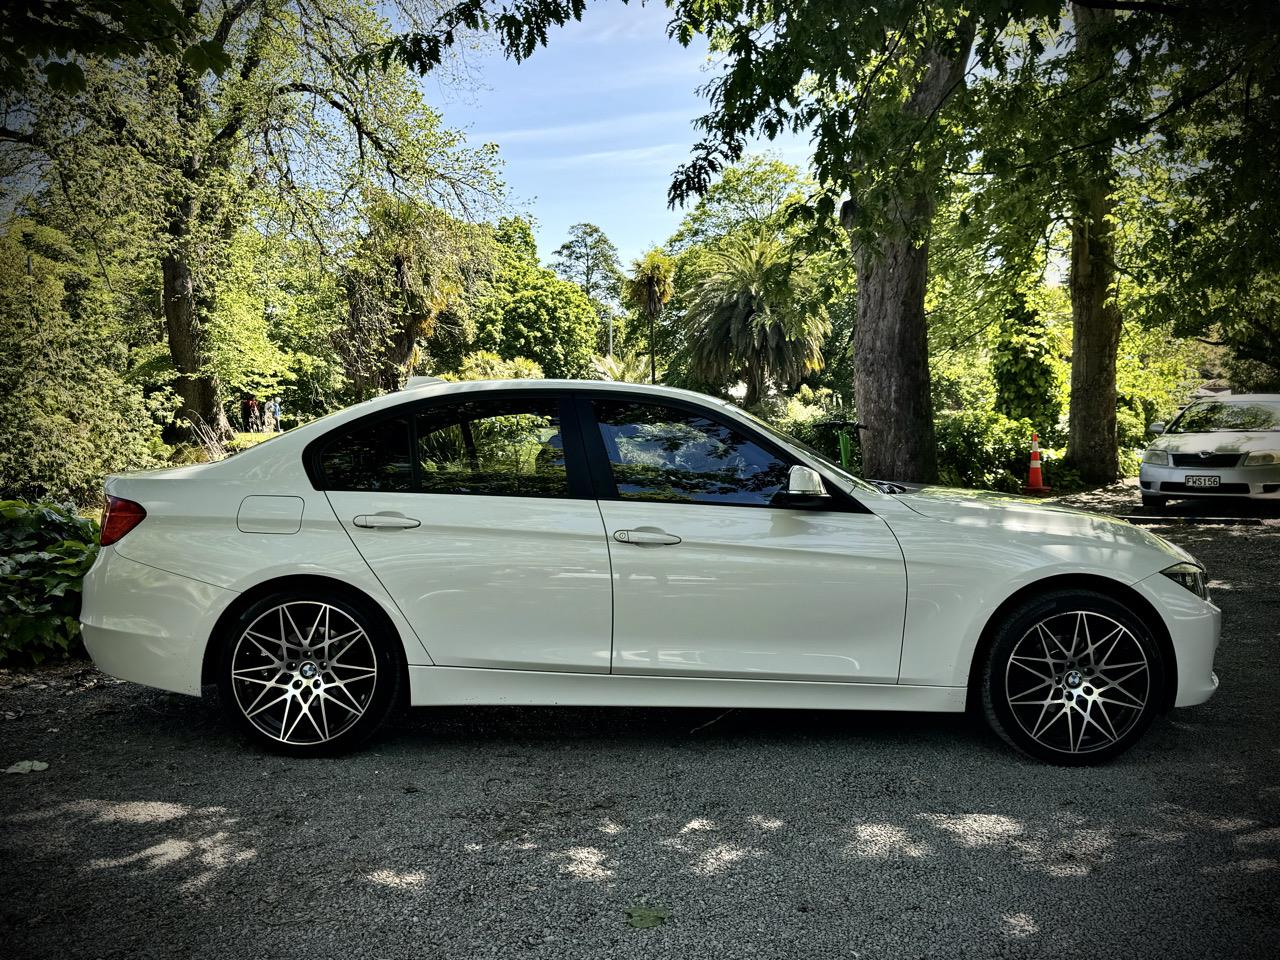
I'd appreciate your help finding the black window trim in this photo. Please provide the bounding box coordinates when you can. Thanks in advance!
[572,389,870,514]
[304,388,594,500]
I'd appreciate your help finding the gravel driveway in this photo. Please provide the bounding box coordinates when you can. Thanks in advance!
[3,515,1278,959]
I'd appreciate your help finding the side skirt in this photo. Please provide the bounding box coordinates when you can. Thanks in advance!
[408,666,967,712]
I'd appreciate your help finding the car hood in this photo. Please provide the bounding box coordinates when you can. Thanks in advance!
[890,485,1196,568]
[1147,431,1280,455]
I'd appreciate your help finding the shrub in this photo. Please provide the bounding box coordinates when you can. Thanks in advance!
[0,500,99,664]
[934,410,1035,493]
[772,387,864,474]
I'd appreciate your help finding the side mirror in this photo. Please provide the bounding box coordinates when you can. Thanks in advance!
[1148,422,1166,435]
[787,464,828,497]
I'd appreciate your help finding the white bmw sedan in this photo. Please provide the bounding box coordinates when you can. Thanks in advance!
[81,380,1220,764]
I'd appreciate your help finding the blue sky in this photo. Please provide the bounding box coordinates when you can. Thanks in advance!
[424,0,809,264]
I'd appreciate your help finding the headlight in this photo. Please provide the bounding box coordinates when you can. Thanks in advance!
[1142,449,1169,465]
[1161,562,1208,600]
[1244,451,1278,465]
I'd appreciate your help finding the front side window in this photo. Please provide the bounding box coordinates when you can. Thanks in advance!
[319,416,413,491]
[593,400,791,506]
[415,398,569,497]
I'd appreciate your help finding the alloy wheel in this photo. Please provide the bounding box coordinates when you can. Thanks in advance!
[1004,610,1151,755]
[230,601,378,746]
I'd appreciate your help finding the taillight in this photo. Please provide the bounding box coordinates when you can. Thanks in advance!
[100,496,147,546]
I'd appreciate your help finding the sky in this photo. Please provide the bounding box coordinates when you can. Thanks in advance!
[422,0,810,265]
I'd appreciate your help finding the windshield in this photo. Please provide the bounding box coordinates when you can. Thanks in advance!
[736,408,878,494]
[1167,399,1280,433]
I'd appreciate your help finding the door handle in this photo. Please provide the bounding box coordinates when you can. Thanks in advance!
[353,512,421,530]
[614,529,681,546]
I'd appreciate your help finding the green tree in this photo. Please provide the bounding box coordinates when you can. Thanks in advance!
[3,0,500,435]
[341,195,497,397]
[476,257,598,379]
[0,219,169,503]
[551,222,624,354]
[667,155,805,252]
[684,232,828,408]
[623,248,675,385]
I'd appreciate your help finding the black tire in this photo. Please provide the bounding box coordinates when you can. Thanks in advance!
[1141,493,1167,510]
[981,589,1166,765]
[216,589,403,756]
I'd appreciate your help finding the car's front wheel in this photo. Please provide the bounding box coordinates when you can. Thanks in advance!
[981,589,1166,765]
[1140,492,1166,510]
[216,592,402,756]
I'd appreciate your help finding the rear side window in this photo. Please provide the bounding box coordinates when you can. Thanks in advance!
[318,416,413,491]
[315,398,570,497]
[415,398,569,498]
[592,400,791,506]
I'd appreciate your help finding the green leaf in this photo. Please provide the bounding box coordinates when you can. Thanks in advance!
[625,906,671,929]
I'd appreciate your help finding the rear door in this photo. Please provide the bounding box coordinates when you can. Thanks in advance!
[318,391,613,673]
[582,394,907,683]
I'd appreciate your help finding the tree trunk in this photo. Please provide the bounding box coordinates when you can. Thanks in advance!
[845,31,973,483]
[1066,181,1121,482]
[162,252,228,436]
[851,236,937,481]
[1065,3,1121,484]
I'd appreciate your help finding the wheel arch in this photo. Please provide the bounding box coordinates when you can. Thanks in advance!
[201,574,410,693]
[965,573,1178,713]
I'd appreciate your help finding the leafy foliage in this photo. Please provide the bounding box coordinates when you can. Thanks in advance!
[623,248,676,384]
[934,410,1036,493]
[683,231,828,407]
[0,0,222,93]
[992,301,1064,440]
[0,219,171,504]
[475,257,598,378]
[0,501,99,664]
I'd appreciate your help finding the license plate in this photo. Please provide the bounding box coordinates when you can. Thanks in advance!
[1184,475,1220,488]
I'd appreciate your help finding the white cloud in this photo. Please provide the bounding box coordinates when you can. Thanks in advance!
[476,109,694,145]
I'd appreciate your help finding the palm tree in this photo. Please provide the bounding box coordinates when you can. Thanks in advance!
[623,248,675,384]
[685,231,828,407]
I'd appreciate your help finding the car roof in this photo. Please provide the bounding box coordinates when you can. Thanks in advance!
[1188,393,1280,403]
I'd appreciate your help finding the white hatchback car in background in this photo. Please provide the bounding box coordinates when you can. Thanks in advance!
[81,380,1220,764]
[1140,394,1280,508]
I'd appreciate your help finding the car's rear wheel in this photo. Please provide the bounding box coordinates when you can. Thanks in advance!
[216,592,402,756]
[981,589,1166,765]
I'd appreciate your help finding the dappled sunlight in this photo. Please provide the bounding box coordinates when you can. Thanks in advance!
[1002,912,1040,939]
[367,868,429,889]
[846,823,933,860]
[689,842,764,876]
[3,799,257,892]
[554,845,614,881]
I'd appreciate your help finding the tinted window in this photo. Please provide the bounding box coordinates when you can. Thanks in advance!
[593,400,790,505]
[415,398,569,497]
[319,416,413,491]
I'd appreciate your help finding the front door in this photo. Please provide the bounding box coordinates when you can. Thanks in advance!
[319,393,612,673]
[585,396,907,682]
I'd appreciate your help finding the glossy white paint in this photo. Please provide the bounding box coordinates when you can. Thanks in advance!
[407,667,968,712]
[80,379,1221,719]
[600,500,906,681]
[325,490,613,672]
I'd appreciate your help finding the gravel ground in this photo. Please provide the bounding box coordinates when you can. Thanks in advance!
[2,500,1278,959]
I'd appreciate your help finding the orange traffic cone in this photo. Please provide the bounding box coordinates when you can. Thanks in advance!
[1024,431,1052,496]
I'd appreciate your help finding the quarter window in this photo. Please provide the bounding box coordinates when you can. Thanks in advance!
[592,400,791,506]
